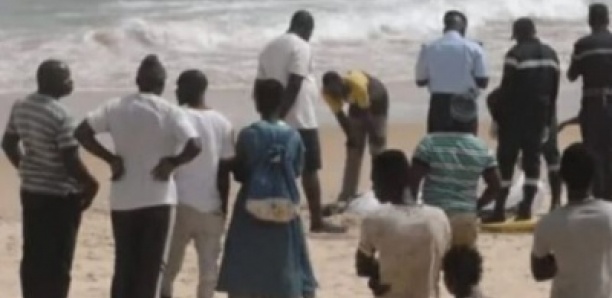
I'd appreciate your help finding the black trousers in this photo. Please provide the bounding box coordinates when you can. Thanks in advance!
[428,94,478,134]
[20,190,82,298]
[497,120,546,187]
[111,205,175,298]
[580,96,612,201]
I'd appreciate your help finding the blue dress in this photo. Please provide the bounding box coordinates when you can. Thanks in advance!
[217,120,318,298]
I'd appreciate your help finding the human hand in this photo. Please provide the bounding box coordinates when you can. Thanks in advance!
[79,179,99,211]
[151,156,177,181]
[109,156,125,181]
[368,277,391,297]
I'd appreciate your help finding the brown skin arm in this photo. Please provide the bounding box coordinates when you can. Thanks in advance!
[75,121,118,166]
[477,166,501,210]
[217,159,233,215]
[2,132,21,169]
[279,74,304,119]
[410,158,430,199]
[531,254,557,281]
[151,138,202,181]
[61,146,99,210]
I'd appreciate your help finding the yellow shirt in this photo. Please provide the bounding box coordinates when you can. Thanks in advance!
[323,70,370,113]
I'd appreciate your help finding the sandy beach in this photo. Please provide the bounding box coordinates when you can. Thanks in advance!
[0,80,584,298]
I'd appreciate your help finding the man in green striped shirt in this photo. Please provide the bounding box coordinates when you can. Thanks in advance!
[411,97,501,247]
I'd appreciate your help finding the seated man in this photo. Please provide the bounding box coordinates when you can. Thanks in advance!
[443,246,488,298]
[322,70,389,208]
[411,98,501,247]
[532,142,612,298]
[356,150,451,298]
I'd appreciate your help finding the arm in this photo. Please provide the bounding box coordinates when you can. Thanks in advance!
[2,105,22,169]
[499,52,518,108]
[477,166,501,210]
[415,44,429,87]
[151,138,201,181]
[74,121,119,165]
[217,125,235,215]
[473,44,489,89]
[335,111,352,137]
[410,158,430,199]
[567,42,583,82]
[531,221,557,281]
[2,133,21,169]
[279,74,303,119]
[233,129,250,183]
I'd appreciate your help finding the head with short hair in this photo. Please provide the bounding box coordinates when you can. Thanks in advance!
[136,54,166,95]
[561,143,595,200]
[322,71,349,101]
[589,3,609,29]
[37,59,73,99]
[512,17,537,42]
[254,79,284,118]
[443,246,483,298]
[176,69,208,107]
[371,150,410,204]
[444,10,467,35]
[288,10,315,41]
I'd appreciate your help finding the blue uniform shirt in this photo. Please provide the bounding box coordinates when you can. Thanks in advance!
[415,31,488,94]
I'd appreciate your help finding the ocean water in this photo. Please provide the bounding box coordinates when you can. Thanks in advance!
[0,0,608,92]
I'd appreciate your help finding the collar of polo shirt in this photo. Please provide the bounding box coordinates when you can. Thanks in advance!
[444,30,463,39]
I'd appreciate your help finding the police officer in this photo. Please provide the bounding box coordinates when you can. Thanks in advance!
[415,10,488,133]
[568,3,612,201]
[485,18,560,222]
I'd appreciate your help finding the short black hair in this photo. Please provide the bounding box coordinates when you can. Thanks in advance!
[37,59,68,89]
[444,10,466,29]
[372,150,410,191]
[322,71,343,87]
[589,3,609,27]
[254,79,284,116]
[177,69,208,105]
[561,142,595,191]
[136,54,166,93]
[290,10,314,30]
[443,246,483,297]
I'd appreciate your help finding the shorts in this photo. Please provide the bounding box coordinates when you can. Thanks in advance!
[448,213,479,247]
[298,129,322,174]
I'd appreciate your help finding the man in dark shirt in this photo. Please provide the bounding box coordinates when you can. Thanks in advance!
[567,3,612,201]
[485,18,560,222]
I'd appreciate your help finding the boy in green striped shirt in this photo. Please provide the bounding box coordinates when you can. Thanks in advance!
[411,97,501,247]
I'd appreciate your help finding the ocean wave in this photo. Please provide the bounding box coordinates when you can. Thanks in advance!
[0,0,603,91]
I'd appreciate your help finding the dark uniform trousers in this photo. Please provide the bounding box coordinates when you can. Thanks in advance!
[580,95,612,201]
[428,94,478,134]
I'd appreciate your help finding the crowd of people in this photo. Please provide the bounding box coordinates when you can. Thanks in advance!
[4,2,612,298]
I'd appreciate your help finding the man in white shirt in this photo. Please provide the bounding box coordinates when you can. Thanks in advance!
[75,55,201,298]
[161,70,235,298]
[415,10,489,134]
[532,142,612,298]
[256,10,345,233]
[356,150,451,298]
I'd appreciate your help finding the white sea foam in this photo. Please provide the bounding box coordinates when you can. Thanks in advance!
[0,0,605,91]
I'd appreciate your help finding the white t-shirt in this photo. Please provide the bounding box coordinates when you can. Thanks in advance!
[257,33,318,129]
[174,108,235,213]
[533,199,612,298]
[359,203,451,298]
[87,93,198,211]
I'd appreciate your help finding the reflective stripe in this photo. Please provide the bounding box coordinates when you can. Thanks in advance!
[505,58,559,70]
[548,164,561,172]
[501,180,512,188]
[524,178,540,186]
[573,48,612,61]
